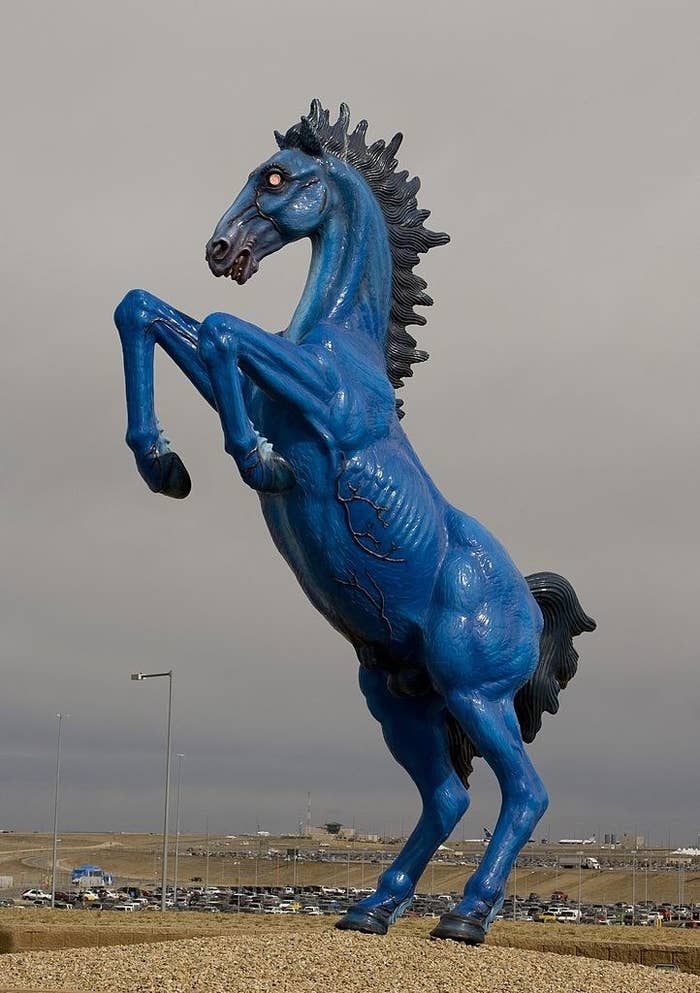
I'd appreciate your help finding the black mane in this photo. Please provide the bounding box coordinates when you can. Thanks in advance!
[276,100,449,416]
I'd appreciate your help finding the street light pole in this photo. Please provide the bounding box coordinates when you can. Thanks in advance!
[50,713,69,908]
[577,850,583,924]
[644,861,648,906]
[131,670,173,913]
[173,753,184,909]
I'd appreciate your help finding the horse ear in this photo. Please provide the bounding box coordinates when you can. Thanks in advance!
[274,130,286,150]
[298,116,324,157]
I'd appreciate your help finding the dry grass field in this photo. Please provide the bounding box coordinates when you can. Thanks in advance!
[1,831,698,905]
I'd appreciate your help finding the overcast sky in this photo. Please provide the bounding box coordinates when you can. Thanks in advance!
[1,1,698,849]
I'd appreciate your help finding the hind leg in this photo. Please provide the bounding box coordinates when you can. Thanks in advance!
[336,666,470,935]
[429,686,548,943]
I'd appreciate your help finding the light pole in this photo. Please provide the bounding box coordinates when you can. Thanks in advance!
[233,862,240,911]
[644,860,648,906]
[631,850,637,925]
[205,819,210,893]
[131,670,173,912]
[577,850,583,924]
[50,713,69,908]
[173,753,184,909]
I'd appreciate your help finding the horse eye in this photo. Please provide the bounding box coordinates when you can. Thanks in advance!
[266,171,284,189]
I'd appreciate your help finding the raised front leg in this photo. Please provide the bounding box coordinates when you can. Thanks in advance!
[197,312,337,493]
[335,666,470,935]
[114,289,215,498]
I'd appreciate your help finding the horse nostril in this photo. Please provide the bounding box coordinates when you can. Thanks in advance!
[208,238,230,261]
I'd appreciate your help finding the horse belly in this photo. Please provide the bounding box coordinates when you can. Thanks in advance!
[260,449,445,655]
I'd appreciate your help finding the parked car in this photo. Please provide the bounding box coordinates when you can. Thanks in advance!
[22,889,51,901]
[556,909,580,923]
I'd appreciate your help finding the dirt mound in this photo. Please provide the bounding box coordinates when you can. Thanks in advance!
[0,929,698,993]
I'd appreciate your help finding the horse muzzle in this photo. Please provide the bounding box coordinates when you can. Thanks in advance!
[206,241,258,284]
[205,205,281,284]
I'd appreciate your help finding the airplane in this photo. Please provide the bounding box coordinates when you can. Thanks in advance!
[459,828,493,844]
[557,835,596,845]
[462,828,536,845]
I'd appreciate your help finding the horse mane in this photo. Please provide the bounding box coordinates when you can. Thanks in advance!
[276,100,449,417]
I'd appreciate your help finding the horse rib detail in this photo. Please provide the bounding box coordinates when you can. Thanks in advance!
[277,99,449,416]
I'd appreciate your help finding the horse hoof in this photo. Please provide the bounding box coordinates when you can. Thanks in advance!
[335,907,389,935]
[430,912,486,945]
[139,451,192,499]
[158,452,191,498]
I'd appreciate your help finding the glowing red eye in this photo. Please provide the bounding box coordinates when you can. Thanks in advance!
[266,171,283,188]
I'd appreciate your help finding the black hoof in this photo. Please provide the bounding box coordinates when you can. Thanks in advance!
[430,912,487,945]
[335,907,389,935]
[159,452,191,498]
[140,451,192,499]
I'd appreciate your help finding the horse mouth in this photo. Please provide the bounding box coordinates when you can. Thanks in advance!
[223,248,258,285]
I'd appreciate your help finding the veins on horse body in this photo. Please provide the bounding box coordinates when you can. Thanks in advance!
[336,461,406,563]
[333,570,393,643]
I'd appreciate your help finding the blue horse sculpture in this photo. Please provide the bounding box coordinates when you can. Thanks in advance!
[115,100,595,944]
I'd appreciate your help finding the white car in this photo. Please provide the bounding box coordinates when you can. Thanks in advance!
[22,889,51,901]
[556,909,580,922]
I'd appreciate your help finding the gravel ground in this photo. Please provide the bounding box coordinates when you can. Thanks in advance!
[0,931,697,993]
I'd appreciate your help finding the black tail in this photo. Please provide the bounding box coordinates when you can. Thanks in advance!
[515,572,596,743]
[446,571,595,788]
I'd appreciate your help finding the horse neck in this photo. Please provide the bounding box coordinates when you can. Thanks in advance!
[287,170,392,359]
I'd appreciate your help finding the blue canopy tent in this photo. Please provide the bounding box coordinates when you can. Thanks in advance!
[71,864,113,886]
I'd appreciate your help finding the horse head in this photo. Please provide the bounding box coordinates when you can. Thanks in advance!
[206,100,450,415]
[205,143,334,284]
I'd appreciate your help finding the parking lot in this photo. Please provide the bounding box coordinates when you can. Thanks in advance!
[5,880,699,931]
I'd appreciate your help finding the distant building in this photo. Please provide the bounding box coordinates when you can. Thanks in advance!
[667,848,700,865]
[307,824,356,840]
[621,833,645,849]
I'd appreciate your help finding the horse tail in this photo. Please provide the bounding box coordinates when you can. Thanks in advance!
[515,571,596,743]
[445,571,595,789]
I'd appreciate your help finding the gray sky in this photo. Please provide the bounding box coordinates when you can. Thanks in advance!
[1,1,698,847]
